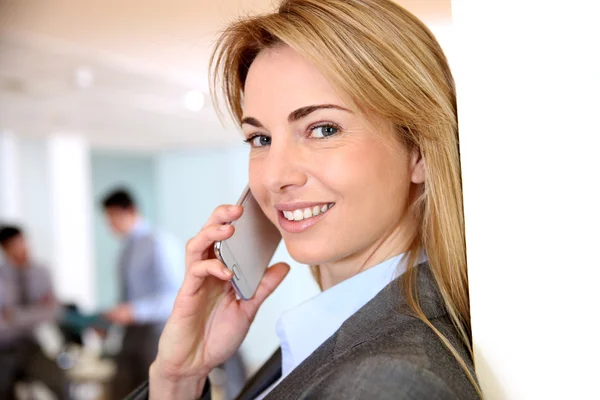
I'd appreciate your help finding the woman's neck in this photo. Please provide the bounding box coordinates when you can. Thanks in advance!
[318,215,418,290]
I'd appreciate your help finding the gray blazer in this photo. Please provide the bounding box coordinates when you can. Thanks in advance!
[127,263,479,399]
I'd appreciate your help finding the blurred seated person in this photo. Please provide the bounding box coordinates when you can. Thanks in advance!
[0,225,69,399]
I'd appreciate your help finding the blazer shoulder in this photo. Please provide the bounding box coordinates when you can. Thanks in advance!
[326,317,478,400]
[304,355,461,400]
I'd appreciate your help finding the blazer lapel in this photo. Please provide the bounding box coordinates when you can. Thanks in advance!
[264,262,448,400]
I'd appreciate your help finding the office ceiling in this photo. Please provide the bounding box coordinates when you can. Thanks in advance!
[0,0,451,151]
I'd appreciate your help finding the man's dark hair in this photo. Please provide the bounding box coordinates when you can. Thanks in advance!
[101,188,137,210]
[0,225,22,247]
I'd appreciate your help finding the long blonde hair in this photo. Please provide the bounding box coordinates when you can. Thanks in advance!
[210,0,479,396]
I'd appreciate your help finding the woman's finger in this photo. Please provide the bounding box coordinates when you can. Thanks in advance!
[179,259,234,297]
[185,223,236,264]
[202,204,243,229]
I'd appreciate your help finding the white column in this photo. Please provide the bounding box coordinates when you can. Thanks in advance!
[452,1,599,399]
[18,138,53,265]
[0,130,21,221]
[48,134,96,311]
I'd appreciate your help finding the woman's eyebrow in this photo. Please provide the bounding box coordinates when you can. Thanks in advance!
[241,117,263,128]
[288,104,351,123]
[241,104,351,128]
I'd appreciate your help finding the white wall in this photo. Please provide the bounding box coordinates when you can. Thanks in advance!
[18,137,53,267]
[1,134,54,271]
[0,131,21,224]
[48,134,96,311]
[452,1,600,399]
[156,146,320,372]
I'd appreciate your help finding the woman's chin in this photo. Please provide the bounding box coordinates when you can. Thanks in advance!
[284,241,339,266]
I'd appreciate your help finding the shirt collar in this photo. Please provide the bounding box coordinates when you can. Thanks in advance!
[128,218,150,239]
[275,253,409,377]
[1,260,31,272]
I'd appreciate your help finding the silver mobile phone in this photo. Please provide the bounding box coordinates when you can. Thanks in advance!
[214,186,282,300]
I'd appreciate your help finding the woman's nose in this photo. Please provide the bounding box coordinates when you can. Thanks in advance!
[262,141,308,193]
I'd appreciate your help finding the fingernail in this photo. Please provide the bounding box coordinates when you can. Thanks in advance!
[224,268,233,277]
[228,205,238,212]
[219,224,230,231]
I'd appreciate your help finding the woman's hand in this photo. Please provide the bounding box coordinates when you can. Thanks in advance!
[149,204,290,399]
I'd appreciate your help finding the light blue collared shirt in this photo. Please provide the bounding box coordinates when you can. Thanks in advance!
[120,219,184,324]
[258,253,416,399]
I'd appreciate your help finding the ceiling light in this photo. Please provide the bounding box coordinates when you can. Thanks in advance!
[183,89,205,112]
[74,67,94,89]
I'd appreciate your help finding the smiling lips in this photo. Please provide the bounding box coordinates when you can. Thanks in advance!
[275,202,335,233]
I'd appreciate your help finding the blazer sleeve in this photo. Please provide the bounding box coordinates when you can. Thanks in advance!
[303,356,460,400]
[124,378,212,400]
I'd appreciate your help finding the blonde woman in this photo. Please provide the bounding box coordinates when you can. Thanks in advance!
[130,0,481,399]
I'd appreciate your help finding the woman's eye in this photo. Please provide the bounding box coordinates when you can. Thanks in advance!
[245,135,271,148]
[309,124,339,139]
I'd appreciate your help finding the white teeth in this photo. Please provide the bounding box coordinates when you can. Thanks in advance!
[293,209,304,221]
[283,203,334,222]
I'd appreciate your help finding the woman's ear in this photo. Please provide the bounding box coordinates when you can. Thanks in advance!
[410,149,426,184]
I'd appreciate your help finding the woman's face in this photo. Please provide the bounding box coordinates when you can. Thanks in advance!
[243,46,424,266]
